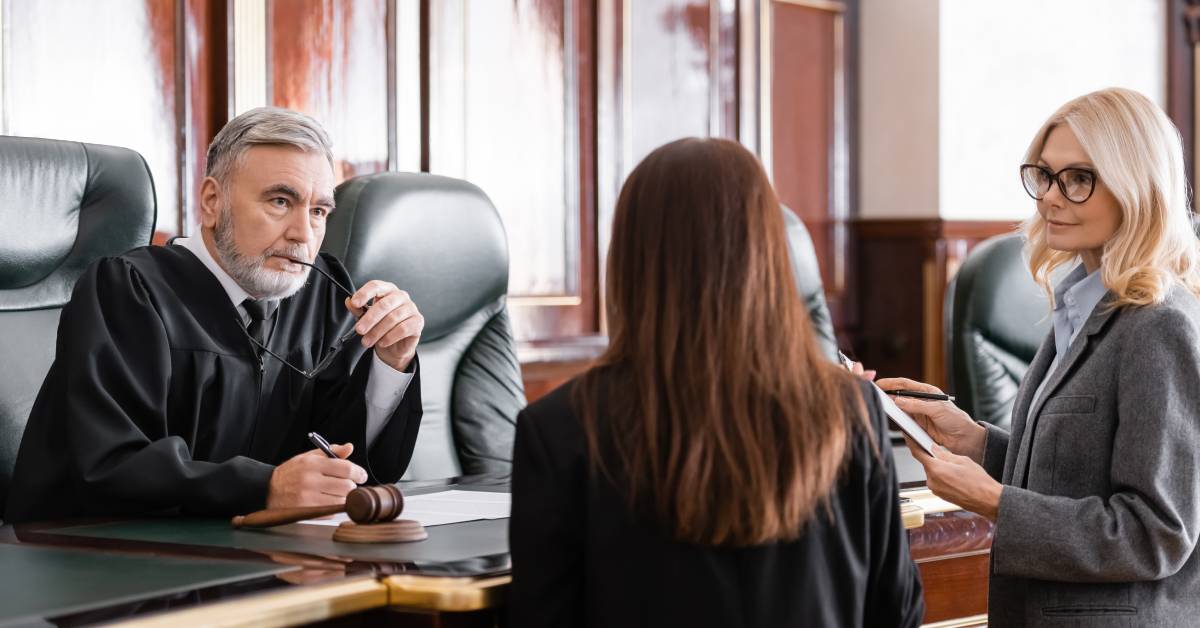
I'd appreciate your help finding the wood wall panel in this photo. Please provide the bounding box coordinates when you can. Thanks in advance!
[771,3,837,291]
[4,0,183,239]
[1170,0,1197,193]
[625,0,722,163]
[268,0,390,182]
[851,219,1016,388]
[427,0,598,345]
[182,0,229,235]
[594,0,739,340]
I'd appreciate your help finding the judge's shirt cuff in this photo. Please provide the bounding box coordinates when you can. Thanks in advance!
[364,352,415,446]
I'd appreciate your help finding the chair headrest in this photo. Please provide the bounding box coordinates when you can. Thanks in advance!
[953,233,1048,360]
[325,173,510,341]
[0,136,156,311]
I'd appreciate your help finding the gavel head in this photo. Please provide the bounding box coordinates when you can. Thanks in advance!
[345,484,405,523]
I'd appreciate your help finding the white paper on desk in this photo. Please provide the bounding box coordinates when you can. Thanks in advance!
[871,383,936,455]
[298,490,511,529]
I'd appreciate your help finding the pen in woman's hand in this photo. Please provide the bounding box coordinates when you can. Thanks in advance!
[884,390,956,403]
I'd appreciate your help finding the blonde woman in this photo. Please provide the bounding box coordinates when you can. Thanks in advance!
[881,87,1200,626]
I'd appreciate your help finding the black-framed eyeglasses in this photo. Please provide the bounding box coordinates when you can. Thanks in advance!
[1020,164,1098,204]
[244,260,370,379]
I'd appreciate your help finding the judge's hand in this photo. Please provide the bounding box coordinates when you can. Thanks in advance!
[267,443,368,509]
[346,280,424,372]
[906,440,1003,521]
[875,377,986,464]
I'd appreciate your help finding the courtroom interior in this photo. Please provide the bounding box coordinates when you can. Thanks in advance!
[1,1,1198,627]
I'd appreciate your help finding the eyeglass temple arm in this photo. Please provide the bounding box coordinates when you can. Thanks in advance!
[291,259,375,310]
[241,325,319,379]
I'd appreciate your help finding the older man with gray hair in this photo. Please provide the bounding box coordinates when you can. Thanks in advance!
[6,107,424,522]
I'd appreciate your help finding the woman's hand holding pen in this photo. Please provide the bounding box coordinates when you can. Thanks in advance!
[875,377,986,463]
[876,376,1002,521]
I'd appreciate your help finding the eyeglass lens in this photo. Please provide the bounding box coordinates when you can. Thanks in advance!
[1021,165,1095,203]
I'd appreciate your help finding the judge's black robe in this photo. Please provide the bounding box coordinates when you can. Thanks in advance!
[4,244,422,523]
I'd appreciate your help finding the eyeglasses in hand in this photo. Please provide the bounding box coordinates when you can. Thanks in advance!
[244,259,372,379]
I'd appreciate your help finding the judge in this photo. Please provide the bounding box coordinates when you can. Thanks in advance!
[5,107,425,523]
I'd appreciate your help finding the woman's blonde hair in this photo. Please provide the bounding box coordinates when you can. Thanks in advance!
[1022,87,1200,307]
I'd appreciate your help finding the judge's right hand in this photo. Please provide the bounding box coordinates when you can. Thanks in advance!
[266,443,368,509]
[874,377,987,464]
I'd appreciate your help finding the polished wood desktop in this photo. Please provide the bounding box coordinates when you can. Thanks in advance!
[0,481,512,627]
[0,481,992,627]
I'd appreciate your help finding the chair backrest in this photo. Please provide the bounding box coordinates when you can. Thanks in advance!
[325,172,525,480]
[782,206,839,361]
[944,233,1050,429]
[0,136,156,514]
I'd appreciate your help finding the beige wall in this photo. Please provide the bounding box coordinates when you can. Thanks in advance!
[859,0,1166,221]
[859,0,940,219]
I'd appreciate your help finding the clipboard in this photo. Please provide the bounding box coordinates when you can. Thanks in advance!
[837,350,936,455]
[870,381,936,455]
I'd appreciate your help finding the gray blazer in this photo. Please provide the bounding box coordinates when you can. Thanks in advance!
[979,285,1200,627]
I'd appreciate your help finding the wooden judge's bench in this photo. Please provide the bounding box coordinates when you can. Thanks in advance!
[0,479,992,628]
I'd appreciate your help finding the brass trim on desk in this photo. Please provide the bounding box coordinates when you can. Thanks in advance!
[384,574,511,612]
[921,613,989,628]
[104,578,389,628]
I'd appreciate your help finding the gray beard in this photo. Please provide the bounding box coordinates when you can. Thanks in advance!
[212,207,311,300]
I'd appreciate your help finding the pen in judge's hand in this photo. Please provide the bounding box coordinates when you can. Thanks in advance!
[308,431,340,459]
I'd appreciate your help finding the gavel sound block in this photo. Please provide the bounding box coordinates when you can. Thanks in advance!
[232,484,428,543]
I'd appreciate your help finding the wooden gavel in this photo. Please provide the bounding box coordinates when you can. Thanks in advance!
[232,484,404,529]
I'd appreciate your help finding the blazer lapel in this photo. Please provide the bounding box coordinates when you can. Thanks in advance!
[1012,292,1120,487]
[1027,292,1119,421]
[1003,332,1055,484]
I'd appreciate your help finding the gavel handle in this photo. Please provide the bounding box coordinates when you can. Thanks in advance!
[232,503,345,528]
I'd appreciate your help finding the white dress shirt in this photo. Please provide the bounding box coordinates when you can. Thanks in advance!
[176,235,413,446]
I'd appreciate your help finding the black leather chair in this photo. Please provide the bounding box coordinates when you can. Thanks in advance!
[325,172,525,480]
[783,207,838,360]
[0,136,156,517]
[944,233,1050,429]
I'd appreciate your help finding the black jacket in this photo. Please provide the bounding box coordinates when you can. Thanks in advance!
[509,377,923,628]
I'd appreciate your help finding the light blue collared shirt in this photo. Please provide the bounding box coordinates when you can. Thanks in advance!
[1028,263,1109,413]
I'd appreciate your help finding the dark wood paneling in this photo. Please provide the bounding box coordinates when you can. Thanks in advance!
[1170,0,1198,191]
[183,0,229,235]
[4,1,172,236]
[518,335,607,402]
[268,0,390,182]
[772,3,837,290]
[427,0,598,343]
[909,510,995,624]
[851,219,1017,388]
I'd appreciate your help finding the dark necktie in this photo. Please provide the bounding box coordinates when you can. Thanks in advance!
[241,298,278,350]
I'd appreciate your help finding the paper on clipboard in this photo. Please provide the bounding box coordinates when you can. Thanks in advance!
[870,383,936,455]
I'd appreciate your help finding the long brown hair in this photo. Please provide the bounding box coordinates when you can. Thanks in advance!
[576,138,866,547]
